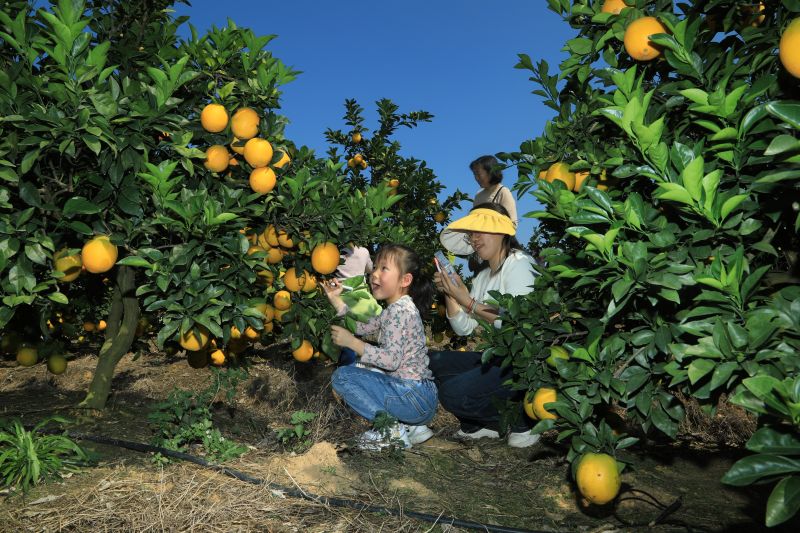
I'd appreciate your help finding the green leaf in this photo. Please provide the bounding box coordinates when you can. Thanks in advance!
[48,292,69,304]
[681,156,704,201]
[656,183,694,205]
[688,358,715,384]
[766,476,800,527]
[63,197,101,216]
[766,102,800,130]
[116,257,153,269]
[722,455,800,486]
[747,428,800,455]
[765,135,800,156]
[720,194,748,221]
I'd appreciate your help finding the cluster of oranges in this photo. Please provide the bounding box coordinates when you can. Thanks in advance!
[345,131,368,170]
[199,103,291,195]
[539,163,612,192]
[53,235,119,285]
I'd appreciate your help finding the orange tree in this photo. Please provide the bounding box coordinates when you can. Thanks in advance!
[0,0,406,409]
[325,99,469,274]
[482,0,800,524]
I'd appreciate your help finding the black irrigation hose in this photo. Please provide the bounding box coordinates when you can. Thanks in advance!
[64,431,558,533]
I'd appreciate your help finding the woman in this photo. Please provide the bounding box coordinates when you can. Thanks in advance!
[470,155,518,228]
[413,203,537,448]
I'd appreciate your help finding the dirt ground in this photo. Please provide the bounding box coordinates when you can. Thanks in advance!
[1,342,799,533]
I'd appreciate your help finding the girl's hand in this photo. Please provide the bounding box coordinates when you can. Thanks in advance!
[323,278,344,299]
[330,325,355,348]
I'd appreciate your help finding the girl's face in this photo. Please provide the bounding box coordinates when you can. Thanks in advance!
[370,255,412,303]
[468,231,505,261]
[472,167,491,189]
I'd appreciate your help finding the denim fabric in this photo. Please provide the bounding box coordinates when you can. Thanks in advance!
[338,347,357,366]
[429,349,531,433]
[331,365,438,424]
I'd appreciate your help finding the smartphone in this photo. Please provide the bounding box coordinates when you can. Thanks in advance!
[434,250,458,282]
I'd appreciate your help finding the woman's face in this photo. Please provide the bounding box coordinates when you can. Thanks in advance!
[468,231,504,261]
[472,167,491,189]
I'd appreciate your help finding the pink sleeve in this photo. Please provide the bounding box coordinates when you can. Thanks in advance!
[355,313,381,337]
[360,304,410,371]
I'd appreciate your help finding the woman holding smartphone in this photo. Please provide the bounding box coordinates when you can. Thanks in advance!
[412,202,538,448]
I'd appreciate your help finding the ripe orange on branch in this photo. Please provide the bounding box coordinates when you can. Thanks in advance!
[249,167,276,194]
[204,145,230,173]
[231,107,260,140]
[244,138,273,167]
[780,18,800,78]
[82,236,118,274]
[292,340,314,362]
[274,290,292,311]
[200,103,228,133]
[16,346,38,367]
[311,242,340,275]
[54,249,82,282]
[545,162,576,190]
[601,0,630,14]
[576,453,621,505]
[179,324,210,351]
[273,151,291,169]
[624,17,669,61]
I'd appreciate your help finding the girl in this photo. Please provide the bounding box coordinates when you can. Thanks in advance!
[323,244,437,449]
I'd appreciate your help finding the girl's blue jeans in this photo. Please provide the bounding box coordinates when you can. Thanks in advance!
[331,365,438,425]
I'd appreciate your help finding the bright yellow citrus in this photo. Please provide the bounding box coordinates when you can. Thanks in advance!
[249,167,276,194]
[780,18,800,78]
[231,137,246,154]
[523,391,537,420]
[352,132,362,143]
[204,145,230,173]
[532,387,558,420]
[434,212,446,223]
[261,225,279,248]
[274,151,291,169]
[200,103,228,133]
[54,249,82,282]
[546,162,576,190]
[311,242,340,275]
[601,0,630,14]
[82,236,118,274]
[274,290,292,311]
[254,303,275,322]
[292,340,314,362]
[243,138,273,167]
[266,247,283,264]
[624,17,668,61]
[96,320,107,331]
[179,325,210,351]
[244,327,259,341]
[277,230,293,248]
[283,267,305,292]
[210,349,226,366]
[576,453,621,505]
[573,171,590,192]
[231,107,259,140]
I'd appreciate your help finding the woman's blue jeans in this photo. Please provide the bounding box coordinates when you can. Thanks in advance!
[429,349,531,433]
[331,365,438,425]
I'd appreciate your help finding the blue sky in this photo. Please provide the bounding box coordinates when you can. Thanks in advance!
[173,1,575,248]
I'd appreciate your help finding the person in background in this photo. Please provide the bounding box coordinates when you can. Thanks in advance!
[323,244,437,450]
[422,202,539,448]
[470,155,518,228]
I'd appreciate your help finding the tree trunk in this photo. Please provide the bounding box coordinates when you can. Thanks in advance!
[80,265,139,409]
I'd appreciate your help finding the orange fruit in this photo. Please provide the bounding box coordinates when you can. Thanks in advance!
[283,267,305,292]
[352,132,362,143]
[204,145,230,173]
[82,236,118,274]
[266,247,283,264]
[253,303,275,322]
[96,320,107,331]
[576,453,621,505]
[231,107,260,140]
[302,272,317,292]
[532,387,558,420]
[624,17,668,61]
[360,159,368,169]
[262,321,274,333]
[179,324,210,351]
[230,326,243,339]
[47,354,68,375]
[244,138,273,167]
[249,167,277,194]
[273,290,292,311]
[257,269,274,286]
[601,0,629,14]
[261,225,279,248]
[353,153,364,165]
[210,349,226,366]
[274,307,289,322]
[200,103,228,133]
[523,391,537,420]
[780,18,800,78]
[16,346,38,367]
[274,151,291,169]
[54,249,82,282]
[347,158,355,168]
[388,178,400,188]
[311,242,340,275]
[83,321,95,332]
[243,327,260,341]
[546,162,576,190]
[277,230,293,248]
[292,339,314,362]
[247,245,266,258]
[742,2,766,27]
[231,137,246,154]
[434,211,446,223]
[573,171,590,192]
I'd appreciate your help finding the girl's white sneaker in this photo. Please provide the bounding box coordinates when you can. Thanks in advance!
[356,423,411,450]
[406,424,434,444]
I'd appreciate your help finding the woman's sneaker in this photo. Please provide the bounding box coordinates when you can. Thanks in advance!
[406,424,434,445]
[454,427,500,440]
[356,423,411,451]
[507,430,540,448]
